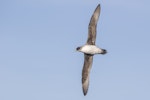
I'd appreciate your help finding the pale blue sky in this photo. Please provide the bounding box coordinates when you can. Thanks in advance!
[0,0,150,100]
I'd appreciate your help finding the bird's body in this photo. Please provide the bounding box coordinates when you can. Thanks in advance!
[77,45,105,55]
[76,4,107,96]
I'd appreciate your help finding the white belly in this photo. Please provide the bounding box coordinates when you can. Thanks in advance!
[80,45,103,55]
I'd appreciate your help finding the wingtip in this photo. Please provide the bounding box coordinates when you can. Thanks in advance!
[82,82,89,96]
[94,4,101,14]
[82,82,88,96]
[83,89,88,96]
[83,92,87,96]
[97,4,100,8]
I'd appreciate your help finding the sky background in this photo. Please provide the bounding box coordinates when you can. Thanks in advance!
[0,0,150,100]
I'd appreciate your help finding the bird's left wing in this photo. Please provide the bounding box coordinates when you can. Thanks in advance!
[86,4,101,45]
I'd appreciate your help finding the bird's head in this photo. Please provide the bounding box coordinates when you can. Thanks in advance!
[76,47,81,51]
[101,49,107,54]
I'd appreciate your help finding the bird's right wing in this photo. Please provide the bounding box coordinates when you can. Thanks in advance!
[82,54,93,96]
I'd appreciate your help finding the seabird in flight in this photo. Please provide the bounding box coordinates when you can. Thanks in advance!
[76,4,107,96]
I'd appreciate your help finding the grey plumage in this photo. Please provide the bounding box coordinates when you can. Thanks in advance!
[82,54,93,95]
[87,4,100,45]
[76,4,107,96]
[82,4,100,96]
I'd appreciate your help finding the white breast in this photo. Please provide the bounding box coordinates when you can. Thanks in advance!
[80,45,103,55]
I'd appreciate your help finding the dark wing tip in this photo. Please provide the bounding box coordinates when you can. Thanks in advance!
[82,78,89,96]
[82,73,90,96]
[83,91,87,96]
[97,4,100,8]
[96,4,100,11]
[83,86,88,96]
[96,4,101,13]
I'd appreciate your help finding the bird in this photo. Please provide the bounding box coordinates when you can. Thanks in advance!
[76,4,107,96]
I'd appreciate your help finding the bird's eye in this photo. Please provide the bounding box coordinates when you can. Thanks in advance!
[76,47,80,50]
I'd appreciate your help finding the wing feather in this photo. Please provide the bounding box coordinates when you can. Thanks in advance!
[82,54,93,96]
[87,4,101,45]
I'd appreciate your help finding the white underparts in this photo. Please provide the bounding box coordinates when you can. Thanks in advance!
[79,45,103,55]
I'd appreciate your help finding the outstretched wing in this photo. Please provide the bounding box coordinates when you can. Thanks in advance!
[86,4,101,45]
[82,54,93,96]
